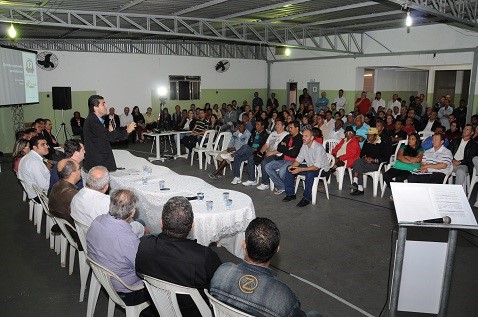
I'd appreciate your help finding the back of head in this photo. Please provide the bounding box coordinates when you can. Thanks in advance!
[245,218,280,263]
[162,196,194,238]
[109,189,137,220]
[86,166,110,191]
[64,139,83,158]
[12,138,29,158]
[58,159,78,180]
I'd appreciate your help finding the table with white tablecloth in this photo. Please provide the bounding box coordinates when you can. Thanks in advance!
[109,150,255,258]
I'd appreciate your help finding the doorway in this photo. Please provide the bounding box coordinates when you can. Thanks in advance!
[286,82,298,106]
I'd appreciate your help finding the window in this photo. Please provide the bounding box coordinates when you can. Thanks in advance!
[169,75,201,100]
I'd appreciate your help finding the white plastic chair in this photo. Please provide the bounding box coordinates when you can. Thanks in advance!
[32,184,58,250]
[18,178,42,229]
[191,130,217,169]
[204,132,232,171]
[380,140,408,197]
[54,217,90,302]
[239,161,262,185]
[142,275,212,317]
[87,257,151,317]
[294,153,335,204]
[467,167,478,200]
[363,161,387,197]
[448,171,471,194]
[418,130,434,140]
[323,139,340,154]
[204,289,254,317]
[333,160,353,191]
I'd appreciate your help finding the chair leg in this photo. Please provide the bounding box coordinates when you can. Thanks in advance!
[107,298,115,317]
[78,252,89,302]
[294,177,300,194]
[34,203,43,234]
[55,235,61,254]
[311,178,319,205]
[190,151,194,166]
[86,275,101,317]
[60,236,68,267]
[45,216,51,239]
[23,191,27,202]
[69,245,76,275]
[270,179,274,191]
[29,200,34,222]
[362,175,368,189]
[324,178,330,200]
[337,167,345,190]
[198,152,203,169]
[381,183,387,198]
[49,230,55,250]
[372,174,379,197]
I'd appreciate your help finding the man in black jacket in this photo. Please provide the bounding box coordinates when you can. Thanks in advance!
[230,120,269,185]
[83,95,136,171]
[263,121,303,195]
[449,124,478,187]
[136,196,222,317]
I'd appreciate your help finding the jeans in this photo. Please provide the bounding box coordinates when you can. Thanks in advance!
[284,164,322,201]
[259,156,278,185]
[231,145,256,181]
[264,159,293,190]
[452,165,468,187]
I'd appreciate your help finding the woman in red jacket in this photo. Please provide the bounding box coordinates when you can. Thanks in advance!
[331,125,361,170]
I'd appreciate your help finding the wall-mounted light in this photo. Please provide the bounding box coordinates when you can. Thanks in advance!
[405,11,412,27]
[285,48,291,56]
[7,23,17,39]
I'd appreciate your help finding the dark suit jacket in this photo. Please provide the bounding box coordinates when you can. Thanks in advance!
[102,114,120,130]
[419,120,440,132]
[448,138,478,174]
[70,117,85,136]
[135,233,222,317]
[83,112,128,171]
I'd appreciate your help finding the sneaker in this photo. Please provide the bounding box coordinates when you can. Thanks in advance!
[274,189,285,195]
[350,189,364,196]
[242,180,256,186]
[257,184,269,190]
[350,182,358,190]
[208,173,216,179]
[221,153,234,161]
[231,177,241,185]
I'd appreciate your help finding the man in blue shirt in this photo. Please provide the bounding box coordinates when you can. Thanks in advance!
[315,91,329,113]
[211,218,322,317]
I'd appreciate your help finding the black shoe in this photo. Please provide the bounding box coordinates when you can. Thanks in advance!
[350,189,364,196]
[282,195,297,202]
[350,182,358,190]
[297,198,310,207]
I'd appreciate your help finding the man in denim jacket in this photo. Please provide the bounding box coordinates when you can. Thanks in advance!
[210,218,322,317]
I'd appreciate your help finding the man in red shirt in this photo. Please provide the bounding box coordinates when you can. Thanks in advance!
[355,91,371,115]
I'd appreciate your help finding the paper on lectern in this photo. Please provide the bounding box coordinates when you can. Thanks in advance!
[391,183,477,226]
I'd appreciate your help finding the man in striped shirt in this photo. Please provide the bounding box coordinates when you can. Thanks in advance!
[181,108,209,153]
[407,133,453,184]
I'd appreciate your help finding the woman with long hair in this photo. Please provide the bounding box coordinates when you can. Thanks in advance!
[12,138,30,173]
[383,132,424,194]
[132,106,146,143]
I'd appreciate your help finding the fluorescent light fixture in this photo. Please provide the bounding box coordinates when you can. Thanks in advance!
[7,24,16,38]
[285,48,291,56]
[406,12,412,27]
[363,74,373,77]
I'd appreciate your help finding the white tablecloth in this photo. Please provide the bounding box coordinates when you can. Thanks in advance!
[109,150,255,258]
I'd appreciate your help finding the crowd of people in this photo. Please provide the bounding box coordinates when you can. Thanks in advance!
[11,89,478,315]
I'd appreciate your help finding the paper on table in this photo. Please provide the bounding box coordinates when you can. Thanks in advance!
[391,183,477,226]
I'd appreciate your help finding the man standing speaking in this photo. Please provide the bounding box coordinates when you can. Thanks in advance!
[83,95,136,171]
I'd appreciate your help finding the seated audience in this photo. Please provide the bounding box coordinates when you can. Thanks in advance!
[70,111,85,137]
[390,120,408,144]
[420,110,439,132]
[48,159,82,245]
[220,104,238,132]
[132,106,146,143]
[445,121,461,142]
[48,139,85,195]
[144,107,157,131]
[264,121,303,195]
[43,119,59,158]
[208,122,251,179]
[421,125,449,150]
[407,133,453,184]
[350,127,389,195]
[331,126,361,170]
[328,119,345,140]
[71,166,146,237]
[87,189,155,316]
[119,106,134,127]
[181,108,209,153]
[18,136,50,202]
[103,107,121,131]
[256,120,289,190]
[353,115,370,148]
[211,218,321,316]
[230,120,269,185]
[135,196,222,317]
[383,132,424,191]
[12,138,30,173]
[282,129,330,207]
[448,124,478,187]
[402,117,416,135]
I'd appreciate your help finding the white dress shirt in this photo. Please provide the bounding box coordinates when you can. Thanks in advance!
[119,113,133,127]
[71,187,145,237]
[18,150,50,199]
[333,96,347,109]
[372,98,386,113]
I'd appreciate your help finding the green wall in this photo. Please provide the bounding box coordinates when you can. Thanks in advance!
[0,90,95,153]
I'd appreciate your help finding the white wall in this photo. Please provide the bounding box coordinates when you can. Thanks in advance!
[37,52,267,111]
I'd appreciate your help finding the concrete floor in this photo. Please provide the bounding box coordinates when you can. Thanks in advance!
[1,141,478,317]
